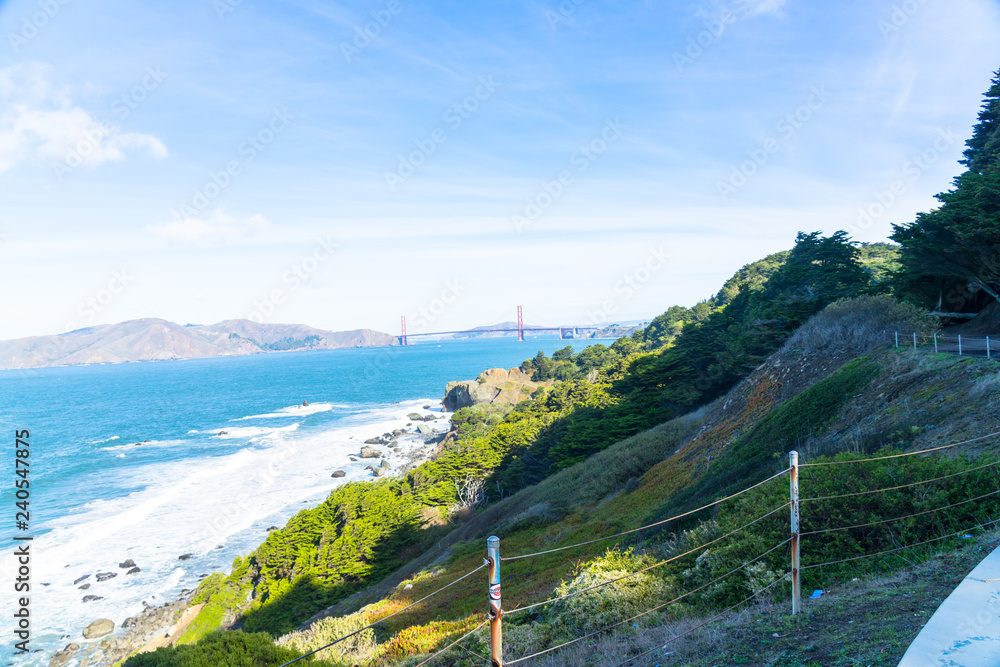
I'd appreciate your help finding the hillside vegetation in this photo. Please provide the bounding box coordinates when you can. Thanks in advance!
[123,71,1000,667]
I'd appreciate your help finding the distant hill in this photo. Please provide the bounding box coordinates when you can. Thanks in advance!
[0,318,398,370]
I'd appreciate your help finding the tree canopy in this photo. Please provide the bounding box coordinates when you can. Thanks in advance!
[892,68,1000,313]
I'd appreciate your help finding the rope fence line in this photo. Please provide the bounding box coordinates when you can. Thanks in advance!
[801,488,1000,537]
[505,503,789,617]
[275,562,487,667]
[799,430,1000,467]
[505,540,792,665]
[889,329,999,359]
[504,467,791,562]
[279,426,1000,667]
[802,516,1000,571]
[801,457,1000,502]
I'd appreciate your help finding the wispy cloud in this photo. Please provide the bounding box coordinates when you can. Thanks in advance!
[0,63,167,174]
[148,209,269,246]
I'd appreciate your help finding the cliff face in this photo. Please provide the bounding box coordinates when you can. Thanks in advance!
[0,319,398,369]
[441,367,551,411]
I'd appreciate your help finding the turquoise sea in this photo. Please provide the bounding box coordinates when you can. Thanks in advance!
[0,336,597,663]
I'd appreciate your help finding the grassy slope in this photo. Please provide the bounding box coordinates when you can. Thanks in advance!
[272,338,1000,665]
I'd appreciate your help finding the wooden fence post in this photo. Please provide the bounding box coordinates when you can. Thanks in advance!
[487,536,503,666]
[790,451,801,615]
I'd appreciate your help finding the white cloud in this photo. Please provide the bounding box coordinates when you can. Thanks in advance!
[0,63,167,174]
[148,209,269,246]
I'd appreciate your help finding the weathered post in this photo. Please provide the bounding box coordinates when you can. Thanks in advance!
[895,331,899,348]
[487,536,503,666]
[934,333,939,354]
[789,451,801,615]
[959,335,963,356]
[913,332,918,350]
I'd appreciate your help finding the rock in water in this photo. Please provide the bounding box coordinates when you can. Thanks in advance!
[119,559,136,569]
[73,575,90,585]
[303,400,309,406]
[95,572,117,582]
[331,470,346,478]
[416,424,433,434]
[81,595,103,603]
[380,459,391,469]
[126,567,141,575]
[407,412,423,420]
[178,554,194,561]
[83,619,114,639]
[364,437,383,444]
[78,584,90,590]
[359,446,382,458]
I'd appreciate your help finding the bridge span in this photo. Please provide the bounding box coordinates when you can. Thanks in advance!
[398,306,599,345]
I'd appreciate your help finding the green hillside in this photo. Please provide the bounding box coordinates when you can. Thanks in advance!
[123,70,1000,667]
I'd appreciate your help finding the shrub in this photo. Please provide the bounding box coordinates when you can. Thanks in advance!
[782,294,935,356]
[547,547,675,635]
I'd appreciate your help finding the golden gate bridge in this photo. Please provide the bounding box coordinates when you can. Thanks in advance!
[398,305,600,345]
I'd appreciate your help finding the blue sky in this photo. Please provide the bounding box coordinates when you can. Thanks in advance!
[0,0,998,340]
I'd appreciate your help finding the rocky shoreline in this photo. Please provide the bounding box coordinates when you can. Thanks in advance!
[51,367,534,667]
[55,409,452,667]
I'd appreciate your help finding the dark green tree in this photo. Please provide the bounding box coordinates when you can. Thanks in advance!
[892,69,1000,313]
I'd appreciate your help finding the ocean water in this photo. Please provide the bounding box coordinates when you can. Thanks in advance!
[0,336,598,663]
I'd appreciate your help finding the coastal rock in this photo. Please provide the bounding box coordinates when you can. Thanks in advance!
[82,595,103,602]
[95,572,117,582]
[49,646,76,667]
[442,367,550,411]
[380,459,390,469]
[217,431,228,436]
[73,574,90,585]
[178,554,194,561]
[416,424,433,434]
[407,413,422,420]
[422,404,432,409]
[331,470,346,478]
[122,617,138,629]
[79,584,91,590]
[364,437,383,445]
[372,467,384,477]
[119,559,136,569]
[267,526,278,531]
[127,566,141,575]
[359,446,382,458]
[302,400,309,406]
[83,620,114,639]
